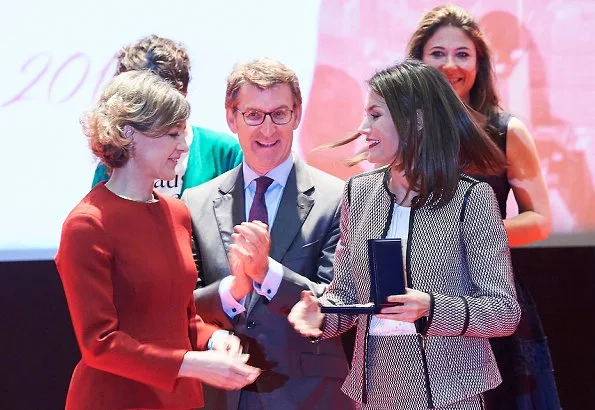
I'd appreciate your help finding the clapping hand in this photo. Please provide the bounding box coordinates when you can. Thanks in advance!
[228,221,270,284]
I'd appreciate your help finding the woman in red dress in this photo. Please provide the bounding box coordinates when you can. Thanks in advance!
[56,70,260,410]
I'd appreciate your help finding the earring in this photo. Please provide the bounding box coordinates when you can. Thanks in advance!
[123,127,134,138]
[416,109,424,131]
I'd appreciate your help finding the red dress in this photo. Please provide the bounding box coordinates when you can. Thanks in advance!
[55,183,217,409]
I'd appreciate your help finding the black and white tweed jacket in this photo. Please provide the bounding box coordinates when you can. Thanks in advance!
[319,167,521,409]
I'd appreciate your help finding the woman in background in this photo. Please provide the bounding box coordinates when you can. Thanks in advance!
[407,5,558,409]
[56,70,259,410]
[290,60,520,409]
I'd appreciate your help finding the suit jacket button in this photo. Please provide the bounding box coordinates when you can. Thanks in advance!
[247,321,256,329]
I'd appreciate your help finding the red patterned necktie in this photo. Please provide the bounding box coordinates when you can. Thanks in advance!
[248,176,274,225]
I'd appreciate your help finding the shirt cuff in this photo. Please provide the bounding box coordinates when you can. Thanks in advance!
[218,276,246,318]
[253,257,283,300]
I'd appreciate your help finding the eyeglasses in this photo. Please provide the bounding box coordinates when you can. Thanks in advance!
[235,107,294,126]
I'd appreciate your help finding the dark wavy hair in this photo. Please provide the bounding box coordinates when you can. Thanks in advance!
[116,34,190,94]
[407,4,500,118]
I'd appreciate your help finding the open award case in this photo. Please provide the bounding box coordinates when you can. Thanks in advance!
[321,238,406,314]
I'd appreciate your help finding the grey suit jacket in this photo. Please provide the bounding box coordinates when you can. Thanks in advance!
[182,156,353,410]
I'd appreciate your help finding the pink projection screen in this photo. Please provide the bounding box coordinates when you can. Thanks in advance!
[300,0,595,247]
[0,0,593,261]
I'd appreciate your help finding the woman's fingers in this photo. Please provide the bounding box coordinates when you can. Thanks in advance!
[218,355,261,390]
[300,290,318,309]
[289,293,324,337]
[380,289,431,321]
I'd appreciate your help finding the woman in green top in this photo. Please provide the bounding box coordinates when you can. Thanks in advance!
[91,35,242,197]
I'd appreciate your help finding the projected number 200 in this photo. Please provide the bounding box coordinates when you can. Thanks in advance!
[2,52,116,108]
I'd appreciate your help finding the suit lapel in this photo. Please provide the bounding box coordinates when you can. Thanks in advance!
[269,158,314,262]
[213,167,245,259]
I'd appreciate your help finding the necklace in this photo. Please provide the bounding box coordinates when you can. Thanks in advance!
[113,192,158,203]
[105,184,158,203]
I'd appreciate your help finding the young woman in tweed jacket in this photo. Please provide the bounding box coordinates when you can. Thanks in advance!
[289,60,521,409]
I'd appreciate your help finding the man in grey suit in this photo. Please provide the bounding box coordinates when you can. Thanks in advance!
[182,58,353,410]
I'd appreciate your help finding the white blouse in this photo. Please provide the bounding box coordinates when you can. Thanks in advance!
[369,204,417,336]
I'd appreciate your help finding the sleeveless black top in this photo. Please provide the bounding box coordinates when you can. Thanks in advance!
[469,112,513,218]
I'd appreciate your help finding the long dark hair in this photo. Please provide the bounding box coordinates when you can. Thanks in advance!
[328,60,506,208]
[407,4,500,119]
